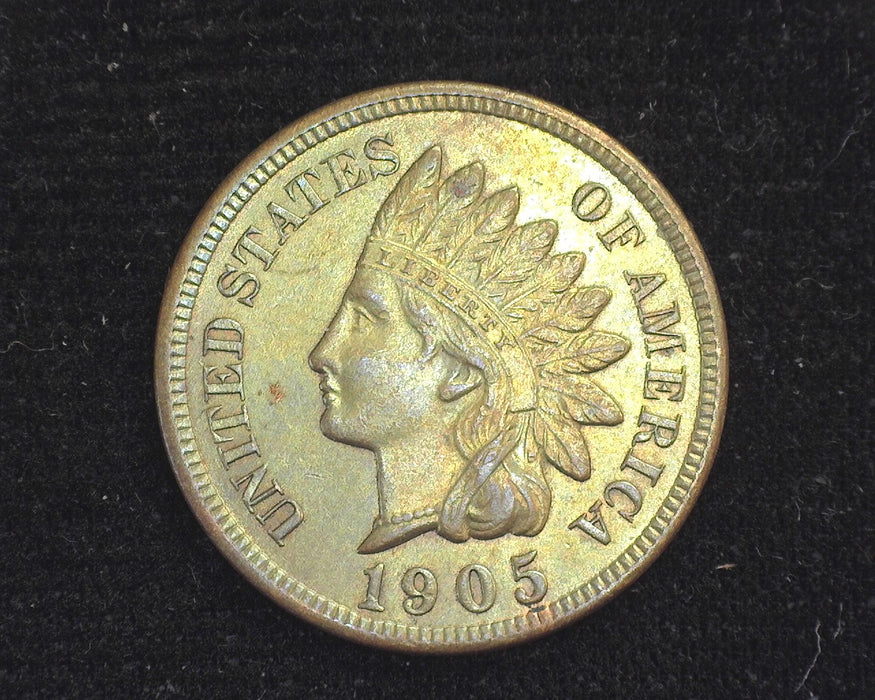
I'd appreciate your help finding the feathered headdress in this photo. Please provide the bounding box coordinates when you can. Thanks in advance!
[363,146,629,482]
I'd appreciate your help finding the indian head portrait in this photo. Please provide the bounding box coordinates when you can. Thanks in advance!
[309,146,630,554]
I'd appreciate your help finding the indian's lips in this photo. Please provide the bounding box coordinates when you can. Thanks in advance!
[319,377,339,405]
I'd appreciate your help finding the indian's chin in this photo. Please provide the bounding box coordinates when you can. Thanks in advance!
[317,410,342,442]
[318,410,374,451]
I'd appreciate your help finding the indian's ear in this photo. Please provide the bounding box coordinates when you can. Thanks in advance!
[439,360,483,402]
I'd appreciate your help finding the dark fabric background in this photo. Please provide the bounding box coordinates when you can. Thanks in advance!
[2,1,872,697]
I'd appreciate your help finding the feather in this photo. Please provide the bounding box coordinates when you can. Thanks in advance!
[489,220,558,286]
[521,325,565,349]
[371,146,441,246]
[417,162,484,260]
[539,371,624,426]
[543,331,631,373]
[448,187,519,274]
[497,252,585,320]
[535,412,591,481]
[518,285,608,365]
[543,252,586,293]
[548,287,611,332]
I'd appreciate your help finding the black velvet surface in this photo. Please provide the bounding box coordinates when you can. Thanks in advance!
[2,1,872,696]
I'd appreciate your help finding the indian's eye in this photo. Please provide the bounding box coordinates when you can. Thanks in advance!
[352,305,374,330]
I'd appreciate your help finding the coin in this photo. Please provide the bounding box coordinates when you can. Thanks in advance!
[155,82,727,652]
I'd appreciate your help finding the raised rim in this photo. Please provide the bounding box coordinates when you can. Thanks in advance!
[155,81,728,653]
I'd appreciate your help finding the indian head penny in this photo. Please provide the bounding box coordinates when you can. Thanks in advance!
[155,82,727,651]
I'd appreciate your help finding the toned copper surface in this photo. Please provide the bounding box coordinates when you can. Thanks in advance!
[155,82,727,652]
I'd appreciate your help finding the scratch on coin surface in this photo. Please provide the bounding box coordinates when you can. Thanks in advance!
[276,265,319,276]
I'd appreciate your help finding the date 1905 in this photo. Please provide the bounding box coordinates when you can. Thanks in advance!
[358,550,548,616]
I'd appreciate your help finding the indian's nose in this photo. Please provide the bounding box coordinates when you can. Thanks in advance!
[309,324,338,373]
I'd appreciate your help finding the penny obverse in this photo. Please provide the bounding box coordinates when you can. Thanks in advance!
[156,82,727,651]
